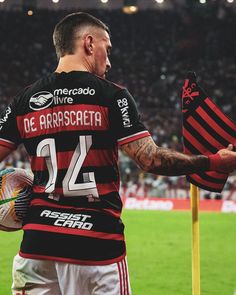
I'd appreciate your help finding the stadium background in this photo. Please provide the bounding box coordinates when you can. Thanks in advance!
[0,0,236,294]
[1,0,236,201]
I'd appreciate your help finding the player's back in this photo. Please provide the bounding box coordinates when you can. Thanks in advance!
[1,70,149,264]
[15,71,127,264]
[18,72,120,203]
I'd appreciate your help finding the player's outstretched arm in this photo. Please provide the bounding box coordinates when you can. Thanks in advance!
[120,136,236,176]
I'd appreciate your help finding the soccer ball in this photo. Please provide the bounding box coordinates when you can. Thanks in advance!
[0,168,33,230]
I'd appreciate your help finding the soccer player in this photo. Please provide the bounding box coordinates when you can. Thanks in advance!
[0,12,236,295]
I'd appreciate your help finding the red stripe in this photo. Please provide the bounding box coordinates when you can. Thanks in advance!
[196,106,236,144]
[103,209,120,219]
[121,259,126,295]
[30,198,121,218]
[118,132,150,146]
[205,171,228,180]
[117,262,123,295]
[23,224,124,241]
[121,260,127,295]
[183,128,208,154]
[16,104,109,139]
[0,139,16,150]
[32,185,45,193]
[31,149,117,171]
[98,183,119,195]
[190,174,223,190]
[187,116,224,149]
[32,182,119,196]
[19,251,126,266]
[205,98,236,131]
[120,261,126,295]
[123,259,130,295]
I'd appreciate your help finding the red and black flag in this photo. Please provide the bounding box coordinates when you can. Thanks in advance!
[182,72,236,192]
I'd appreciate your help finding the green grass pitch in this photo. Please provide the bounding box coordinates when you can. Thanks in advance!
[0,210,236,295]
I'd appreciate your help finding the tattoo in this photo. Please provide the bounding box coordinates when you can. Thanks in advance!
[121,137,209,176]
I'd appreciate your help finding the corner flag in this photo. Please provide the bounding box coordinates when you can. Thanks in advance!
[182,72,236,192]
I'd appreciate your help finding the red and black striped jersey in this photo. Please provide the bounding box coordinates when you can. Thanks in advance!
[0,71,150,264]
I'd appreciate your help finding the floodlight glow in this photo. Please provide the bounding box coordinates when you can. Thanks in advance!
[123,5,138,14]
[27,10,33,16]
[101,0,109,3]
[0,0,5,3]
[52,0,60,3]
[227,0,234,3]
[199,0,206,3]
[155,0,164,3]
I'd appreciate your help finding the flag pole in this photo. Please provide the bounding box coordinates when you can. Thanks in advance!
[190,183,200,295]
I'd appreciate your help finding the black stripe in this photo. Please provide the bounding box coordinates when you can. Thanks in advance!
[194,172,226,184]
[192,112,230,147]
[21,230,125,262]
[186,176,224,193]
[30,192,122,212]
[24,130,116,155]
[183,137,201,155]
[82,166,118,183]
[63,96,110,107]
[33,166,118,185]
[184,121,218,153]
[201,103,236,136]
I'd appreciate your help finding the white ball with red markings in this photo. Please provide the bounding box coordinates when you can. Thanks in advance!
[0,168,33,229]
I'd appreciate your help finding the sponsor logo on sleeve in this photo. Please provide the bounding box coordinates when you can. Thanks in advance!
[0,106,11,130]
[117,98,132,128]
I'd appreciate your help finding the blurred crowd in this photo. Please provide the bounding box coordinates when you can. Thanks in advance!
[0,5,235,198]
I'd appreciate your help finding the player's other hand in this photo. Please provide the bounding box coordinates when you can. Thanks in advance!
[209,144,236,173]
[0,225,20,232]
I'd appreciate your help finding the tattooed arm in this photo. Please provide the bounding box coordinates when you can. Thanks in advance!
[120,136,209,176]
[120,136,236,176]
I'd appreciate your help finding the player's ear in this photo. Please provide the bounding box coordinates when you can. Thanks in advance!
[84,35,94,55]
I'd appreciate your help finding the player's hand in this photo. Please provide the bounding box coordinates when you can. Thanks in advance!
[0,224,20,232]
[209,144,236,173]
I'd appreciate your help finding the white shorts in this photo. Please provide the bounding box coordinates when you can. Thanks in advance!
[12,254,131,295]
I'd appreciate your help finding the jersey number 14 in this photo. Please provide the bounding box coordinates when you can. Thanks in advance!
[36,135,99,198]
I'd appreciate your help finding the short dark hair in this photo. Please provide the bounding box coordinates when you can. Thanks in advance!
[53,12,110,58]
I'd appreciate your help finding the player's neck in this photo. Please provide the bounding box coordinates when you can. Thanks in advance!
[55,55,90,74]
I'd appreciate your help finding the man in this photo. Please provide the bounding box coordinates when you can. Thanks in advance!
[0,12,235,295]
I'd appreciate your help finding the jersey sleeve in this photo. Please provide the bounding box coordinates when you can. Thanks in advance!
[0,98,22,150]
[110,88,150,146]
